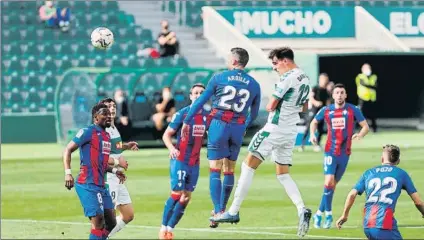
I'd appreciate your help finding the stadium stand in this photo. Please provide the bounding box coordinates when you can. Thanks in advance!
[1,0,190,113]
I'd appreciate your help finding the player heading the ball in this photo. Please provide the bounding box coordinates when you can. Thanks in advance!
[181,47,261,228]
[212,47,313,238]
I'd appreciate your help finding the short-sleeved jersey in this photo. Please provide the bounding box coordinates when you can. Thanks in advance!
[354,165,417,230]
[269,68,311,126]
[106,126,123,155]
[184,69,261,127]
[314,103,365,156]
[170,106,208,166]
[72,124,111,186]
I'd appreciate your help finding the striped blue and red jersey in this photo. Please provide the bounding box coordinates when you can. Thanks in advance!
[314,103,365,156]
[183,69,261,127]
[354,165,417,230]
[72,124,111,186]
[169,106,207,166]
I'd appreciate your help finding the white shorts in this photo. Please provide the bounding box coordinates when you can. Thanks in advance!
[248,123,297,165]
[106,172,132,207]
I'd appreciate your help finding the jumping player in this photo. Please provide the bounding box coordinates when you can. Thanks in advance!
[181,48,261,227]
[212,47,313,237]
[310,83,369,229]
[99,98,139,238]
[159,83,208,240]
[336,144,424,240]
[63,103,126,239]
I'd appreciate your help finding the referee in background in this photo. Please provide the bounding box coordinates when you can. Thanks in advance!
[300,73,331,152]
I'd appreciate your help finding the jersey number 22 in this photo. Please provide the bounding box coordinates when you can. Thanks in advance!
[367,177,397,204]
[219,86,250,113]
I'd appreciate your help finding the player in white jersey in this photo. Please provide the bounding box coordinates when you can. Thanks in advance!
[100,98,139,238]
[211,47,312,237]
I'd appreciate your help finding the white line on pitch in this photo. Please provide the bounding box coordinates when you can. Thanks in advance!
[1,219,362,239]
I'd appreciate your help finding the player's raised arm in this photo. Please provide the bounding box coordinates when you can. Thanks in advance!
[401,171,424,217]
[352,106,369,140]
[266,78,291,112]
[183,75,217,124]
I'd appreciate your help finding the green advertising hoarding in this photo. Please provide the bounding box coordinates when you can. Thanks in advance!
[216,7,355,38]
[366,7,424,37]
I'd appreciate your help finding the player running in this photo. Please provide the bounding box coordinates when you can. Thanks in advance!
[99,98,139,238]
[336,144,424,239]
[181,47,261,228]
[212,47,313,237]
[310,83,369,229]
[63,103,126,240]
[159,83,208,240]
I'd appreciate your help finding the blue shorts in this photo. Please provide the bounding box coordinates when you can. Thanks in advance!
[170,159,200,192]
[323,152,350,182]
[75,183,114,217]
[364,228,402,240]
[207,119,246,160]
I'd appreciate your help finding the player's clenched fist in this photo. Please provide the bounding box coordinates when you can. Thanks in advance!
[115,169,127,184]
[65,174,74,190]
[118,156,129,170]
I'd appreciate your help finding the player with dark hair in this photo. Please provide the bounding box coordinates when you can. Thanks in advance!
[159,83,208,240]
[98,98,139,238]
[181,47,261,228]
[212,47,312,237]
[63,103,126,239]
[310,83,369,229]
[336,144,424,239]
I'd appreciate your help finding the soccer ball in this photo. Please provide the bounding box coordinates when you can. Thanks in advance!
[91,27,114,50]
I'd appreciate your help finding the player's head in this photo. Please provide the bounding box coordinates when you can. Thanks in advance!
[92,103,112,128]
[189,83,205,103]
[326,81,335,93]
[361,63,372,76]
[99,98,116,119]
[332,83,347,105]
[161,20,169,30]
[382,144,401,165]
[319,73,329,88]
[227,47,249,70]
[162,86,172,99]
[268,47,295,75]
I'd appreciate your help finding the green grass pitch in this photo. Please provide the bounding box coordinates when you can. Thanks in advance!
[2,131,424,239]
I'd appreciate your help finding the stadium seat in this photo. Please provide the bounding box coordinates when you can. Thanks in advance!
[174,90,191,110]
[129,91,155,127]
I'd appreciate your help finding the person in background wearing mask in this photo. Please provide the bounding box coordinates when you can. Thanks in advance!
[355,63,378,133]
[152,87,176,132]
[300,73,331,152]
[113,89,131,140]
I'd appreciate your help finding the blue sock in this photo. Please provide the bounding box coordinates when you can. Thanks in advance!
[209,168,222,214]
[318,186,326,213]
[220,171,234,212]
[161,193,180,226]
[89,228,103,240]
[324,185,334,213]
[168,201,188,228]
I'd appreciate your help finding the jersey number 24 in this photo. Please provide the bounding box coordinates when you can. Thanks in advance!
[218,86,250,113]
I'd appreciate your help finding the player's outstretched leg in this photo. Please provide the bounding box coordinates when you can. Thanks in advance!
[108,203,134,237]
[322,184,335,229]
[209,161,223,228]
[160,192,180,239]
[211,154,261,224]
[166,192,191,239]
[314,188,326,228]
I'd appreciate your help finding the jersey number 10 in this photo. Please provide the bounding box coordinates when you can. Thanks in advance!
[218,86,250,113]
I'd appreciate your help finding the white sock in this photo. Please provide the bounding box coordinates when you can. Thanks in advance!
[316,210,323,216]
[276,174,305,216]
[166,226,173,232]
[325,211,332,216]
[228,162,255,215]
[108,216,127,237]
[160,225,167,232]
